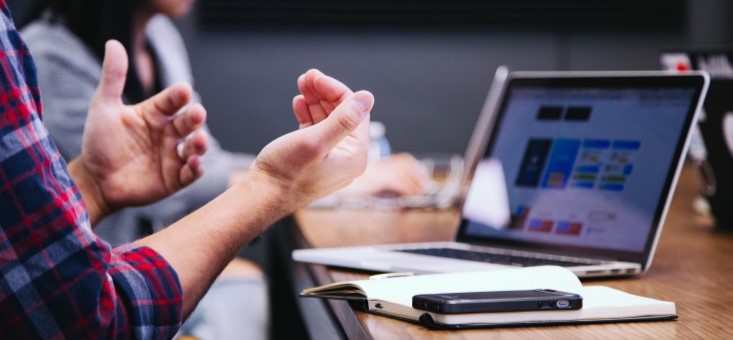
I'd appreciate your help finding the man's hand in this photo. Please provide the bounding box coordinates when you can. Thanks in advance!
[251,69,373,209]
[68,40,208,225]
[292,70,428,198]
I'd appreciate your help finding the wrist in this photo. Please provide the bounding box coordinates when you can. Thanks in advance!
[234,169,305,215]
[67,158,112,226]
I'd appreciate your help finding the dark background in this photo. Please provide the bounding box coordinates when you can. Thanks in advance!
[7,0,733,156]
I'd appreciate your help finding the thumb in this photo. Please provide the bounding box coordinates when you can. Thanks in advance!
[311,91,374,151]
[95,40,128,102]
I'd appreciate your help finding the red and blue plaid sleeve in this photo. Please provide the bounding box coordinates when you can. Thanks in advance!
[0,3,182,338]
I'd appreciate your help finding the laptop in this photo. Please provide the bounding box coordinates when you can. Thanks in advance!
[293,68,709,278]
[661,49,733,228]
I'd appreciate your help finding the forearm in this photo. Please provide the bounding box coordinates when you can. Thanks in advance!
[136,170,297,317]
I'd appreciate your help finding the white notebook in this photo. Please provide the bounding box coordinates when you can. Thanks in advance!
[300,266,676,329]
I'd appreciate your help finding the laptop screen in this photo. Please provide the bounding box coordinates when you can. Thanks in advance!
[458,74,706,263]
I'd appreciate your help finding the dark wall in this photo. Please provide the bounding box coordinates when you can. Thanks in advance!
[7,0,733,156]
[176,1,733,156]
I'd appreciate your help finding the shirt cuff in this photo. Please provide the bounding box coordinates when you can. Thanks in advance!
[109,244,183,337]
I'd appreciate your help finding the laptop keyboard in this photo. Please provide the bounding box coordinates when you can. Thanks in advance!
[396,247,602,267]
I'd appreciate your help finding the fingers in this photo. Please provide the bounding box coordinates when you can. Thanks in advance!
[179,155,204,187]
[96,40,128,103]
[137,83,193,119]
[177,130,208,187]
[292,95,313,128]
[177,129,209,161]
[172,103,207,137]
[309,91,374,152]
[294,69,353,126]
[298,69,351,104]
[297,71,328,123]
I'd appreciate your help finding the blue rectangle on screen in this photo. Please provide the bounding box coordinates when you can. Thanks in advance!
[612,140,641,150]
[577,165,600,173]
[583,139,610,149]
[574,182,594,189]
[515,139,553,187]
[541,139,581,189]
[601,183,625,191]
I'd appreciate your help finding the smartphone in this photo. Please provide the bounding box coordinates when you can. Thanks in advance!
[412,289,582,314]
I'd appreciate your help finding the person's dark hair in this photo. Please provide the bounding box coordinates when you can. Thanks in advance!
[21,0,149,103]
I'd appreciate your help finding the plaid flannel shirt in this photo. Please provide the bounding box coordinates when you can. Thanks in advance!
[0,2,182,338]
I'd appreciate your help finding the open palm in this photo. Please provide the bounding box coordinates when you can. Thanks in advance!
[78,40,208,212]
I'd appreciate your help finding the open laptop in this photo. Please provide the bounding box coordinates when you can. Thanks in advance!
[293,68,709,278]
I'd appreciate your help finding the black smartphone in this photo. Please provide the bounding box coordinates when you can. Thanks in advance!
[412,289,582,314]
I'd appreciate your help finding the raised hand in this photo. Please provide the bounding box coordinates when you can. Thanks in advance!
[68,40,208,224]
[251,70,374,207]
[292,69,428,198]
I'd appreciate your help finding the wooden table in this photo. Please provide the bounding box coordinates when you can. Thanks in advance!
[288,164,733,339]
